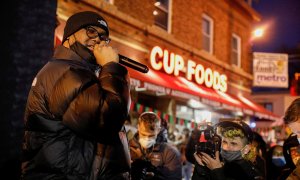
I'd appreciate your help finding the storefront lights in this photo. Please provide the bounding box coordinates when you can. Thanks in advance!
[150,46,228,92]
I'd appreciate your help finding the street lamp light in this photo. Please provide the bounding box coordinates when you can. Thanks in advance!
[251,27,266,42]
[249,26,266,48]
[253,28,264,38]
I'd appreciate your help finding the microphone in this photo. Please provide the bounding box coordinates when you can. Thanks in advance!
[119,54,149,73]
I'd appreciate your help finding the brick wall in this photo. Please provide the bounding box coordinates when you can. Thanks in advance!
[58,0,259,93]
[111,0,256,92]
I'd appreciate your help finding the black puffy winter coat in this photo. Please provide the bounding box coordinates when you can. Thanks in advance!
[21,45,131,180]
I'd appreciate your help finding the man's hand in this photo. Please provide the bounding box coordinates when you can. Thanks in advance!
[93,44,119,66]
[193,152,206,166]
[194,151,223,170]
[131,159,156,180]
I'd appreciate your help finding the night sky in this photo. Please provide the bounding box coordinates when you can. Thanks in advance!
[251,0,300,93]
[252,0,300,53]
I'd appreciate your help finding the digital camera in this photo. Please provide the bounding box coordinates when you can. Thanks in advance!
[195,125,221,159]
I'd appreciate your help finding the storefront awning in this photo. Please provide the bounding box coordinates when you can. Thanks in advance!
[127,68,281,122]
[235,95,281,122]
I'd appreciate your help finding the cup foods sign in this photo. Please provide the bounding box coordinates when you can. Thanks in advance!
[253,52,288,88]
[150,46,228,92]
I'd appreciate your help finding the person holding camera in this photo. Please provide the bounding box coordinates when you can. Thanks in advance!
[185,124,221,179]
[193,121,264,180]
[129,112,182,180]
[21,11,131,179]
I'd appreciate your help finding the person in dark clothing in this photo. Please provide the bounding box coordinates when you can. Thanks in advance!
[156,118,169,143]
[279,98,300,180]
[21,11,131,180]
[265,145,287,180]
[129,112,182,180]
[185,124,221,180]
[252,131,267,179]
[193,120,264,180]
[279,133,300,180]
[180,128,193,180]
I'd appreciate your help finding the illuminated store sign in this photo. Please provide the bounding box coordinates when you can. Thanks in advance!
[150,46,227,92]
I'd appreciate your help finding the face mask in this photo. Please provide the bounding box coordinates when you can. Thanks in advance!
[220,149,243,162]
[70,41,96,64]
[272,156,286,167]
[139,137,156,149]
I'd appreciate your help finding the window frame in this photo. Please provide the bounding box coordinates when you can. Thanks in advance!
[154,0,172,33]
[231,33,242,68]
[259,102,273,112]
[201,14,214,54]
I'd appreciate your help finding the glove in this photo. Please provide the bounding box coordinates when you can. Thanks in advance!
[131,159,151,180]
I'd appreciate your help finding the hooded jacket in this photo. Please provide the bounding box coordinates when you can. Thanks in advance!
[21,45,131,180]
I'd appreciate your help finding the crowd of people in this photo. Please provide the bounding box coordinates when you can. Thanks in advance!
[20,10,300,180]
[123,98,300,180]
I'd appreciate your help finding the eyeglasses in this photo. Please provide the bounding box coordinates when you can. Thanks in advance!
[85,26,111,44]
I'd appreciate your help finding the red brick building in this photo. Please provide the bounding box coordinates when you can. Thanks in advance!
[56,0,280,129]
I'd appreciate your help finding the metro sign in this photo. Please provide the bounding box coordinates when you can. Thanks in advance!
[150,46,228,92]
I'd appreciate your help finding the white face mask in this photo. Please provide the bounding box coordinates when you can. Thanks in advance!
[139,137,156,149]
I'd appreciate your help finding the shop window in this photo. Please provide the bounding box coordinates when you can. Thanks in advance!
[202,14,213,53]
[259,102,273,112]
[194,110,212,124]
[153,0,170,31]
[176,104,193,121]
[231,34,241,67]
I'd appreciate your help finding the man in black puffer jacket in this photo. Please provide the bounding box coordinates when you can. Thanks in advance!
[21,11,131,180]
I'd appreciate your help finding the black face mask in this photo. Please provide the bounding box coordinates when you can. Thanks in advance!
[70,41,96,65]
[220,149,243,162]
